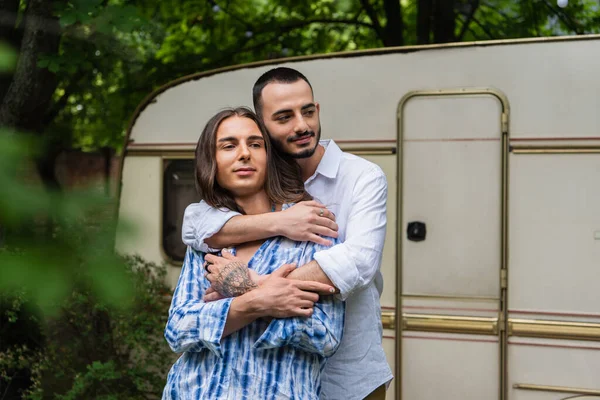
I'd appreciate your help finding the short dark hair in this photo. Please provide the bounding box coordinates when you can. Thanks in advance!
[252,67,313,116]
[194,107,311,214]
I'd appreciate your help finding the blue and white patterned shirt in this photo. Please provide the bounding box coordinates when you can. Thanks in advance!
[162,230,345,400]
[182,141,392,399]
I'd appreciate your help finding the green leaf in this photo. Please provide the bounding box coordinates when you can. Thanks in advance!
[60,12,78,27]
[0,41,17,73]
[48,60,60,73]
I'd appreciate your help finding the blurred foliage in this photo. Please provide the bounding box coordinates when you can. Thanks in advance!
[0,42,17,73]
[0,256,173,400]
[1,1,600,396]
[4,0,598,154]
[0,132,134,315]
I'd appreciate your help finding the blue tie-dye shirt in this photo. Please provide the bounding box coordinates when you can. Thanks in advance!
[162,227,345,400]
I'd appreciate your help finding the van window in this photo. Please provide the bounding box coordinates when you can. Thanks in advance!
[163,159,200,263]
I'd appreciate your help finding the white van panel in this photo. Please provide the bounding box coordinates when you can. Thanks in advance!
[130,39,600,146]
[508,339,600,400]
[402,332,499,399]
[509,154,600,314]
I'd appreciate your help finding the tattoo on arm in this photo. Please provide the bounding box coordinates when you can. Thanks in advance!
[212,261,258,298]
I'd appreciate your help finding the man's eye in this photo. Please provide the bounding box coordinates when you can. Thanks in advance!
[277,115,291,122]
[303,110,315,117]
[250,142,262,148]
[222,144,235,149]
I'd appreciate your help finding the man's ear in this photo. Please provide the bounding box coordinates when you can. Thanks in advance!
[315,102,320,112]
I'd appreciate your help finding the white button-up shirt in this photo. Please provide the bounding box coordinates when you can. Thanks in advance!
[182,140,393,399]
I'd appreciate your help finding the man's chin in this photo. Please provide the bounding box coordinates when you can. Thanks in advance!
[289,148,317,159]
[287,142,319,159]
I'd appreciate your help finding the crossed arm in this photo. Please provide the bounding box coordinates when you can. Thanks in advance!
[183,167,389,306]
[165,248,343,358]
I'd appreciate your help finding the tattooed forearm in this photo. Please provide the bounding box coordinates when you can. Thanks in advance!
[212,261,258,298]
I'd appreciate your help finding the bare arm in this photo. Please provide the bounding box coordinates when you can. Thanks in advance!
[205,213,278,249]
[286,260,338,292]
[167,251,330,355]
[204,200,339,249]
[222,294,262,337]
[220,167,388,299]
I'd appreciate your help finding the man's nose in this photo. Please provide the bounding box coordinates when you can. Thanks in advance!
[294,115,310,133]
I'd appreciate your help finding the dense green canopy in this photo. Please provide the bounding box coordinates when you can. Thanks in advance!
[2,0,599,164]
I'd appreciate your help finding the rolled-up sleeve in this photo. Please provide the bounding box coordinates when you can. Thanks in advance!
[253,241,345,357]
[313,167,387,300]
[253,293,344,357]
[164,247,233,358]
[182,201,241,253]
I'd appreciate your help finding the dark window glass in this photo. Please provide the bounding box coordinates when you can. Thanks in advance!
[163,159,200,262]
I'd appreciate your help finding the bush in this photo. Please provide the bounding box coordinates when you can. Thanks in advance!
[0,255,176,400]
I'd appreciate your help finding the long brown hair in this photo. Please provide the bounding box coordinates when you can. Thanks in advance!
[195,107,311,214]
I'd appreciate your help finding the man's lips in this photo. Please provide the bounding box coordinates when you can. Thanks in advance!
[293,135,313,144]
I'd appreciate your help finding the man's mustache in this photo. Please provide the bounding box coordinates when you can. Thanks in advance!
[287,131,315,143]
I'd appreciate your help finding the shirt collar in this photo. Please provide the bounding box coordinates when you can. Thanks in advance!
[313,139,342,179]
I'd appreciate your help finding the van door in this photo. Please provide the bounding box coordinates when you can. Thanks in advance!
[397,89,509,400]
[508,142,600,399]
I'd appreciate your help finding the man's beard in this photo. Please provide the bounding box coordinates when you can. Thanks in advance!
[270,126,321,159]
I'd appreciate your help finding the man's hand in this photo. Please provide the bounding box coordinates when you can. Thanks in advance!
[249,263,336,318]
[278,201,338,246]
[203,250,335,302]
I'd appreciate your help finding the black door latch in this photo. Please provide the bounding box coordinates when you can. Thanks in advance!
[407,221,426,242]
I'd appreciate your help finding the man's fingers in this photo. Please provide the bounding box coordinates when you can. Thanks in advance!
[314,207,336,222]
[296,291,319,303]
[311,225,339,239]
[272,263,297,278]
[299,200,326,209]
[296,300,315,309]
[293,307,313,317]
[306,234,333,247]
[295,280,336,295]
[315,217,338,231]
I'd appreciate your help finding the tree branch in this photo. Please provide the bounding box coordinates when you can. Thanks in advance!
[212,0,251,29]
[466,26,484,40]
[280,18,374,30]
[540,0,583,34]
[457,0,480,41]
[162,16,376,80]
[359,0,386,44]
[469,16,496,39]
[43,71,88,126]
[479,2,511,23]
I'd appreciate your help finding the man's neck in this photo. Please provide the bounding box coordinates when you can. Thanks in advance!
[235,191,272,215]
[296,144,325,182]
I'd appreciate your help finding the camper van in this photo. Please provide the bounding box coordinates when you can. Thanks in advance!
[116,34,600,400]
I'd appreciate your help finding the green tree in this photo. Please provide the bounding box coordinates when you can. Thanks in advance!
[2,0,599,193]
